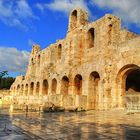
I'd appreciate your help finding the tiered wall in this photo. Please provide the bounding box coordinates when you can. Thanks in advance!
[10,8,140,111]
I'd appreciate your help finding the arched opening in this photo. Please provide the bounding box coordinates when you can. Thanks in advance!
[88,28,95,48]
[43,79,48,95]
[126,69,140,92]
[74,74,82,95]
[17,85,20,95]
[88,72,100,109]
[58,44,62,60]
[116,64,140,107]
[38,55,40,66]
[71,10,77,29]
[51,78,57,94]
[30,82,34,95]
[25,84,28,96]
[22,76,25,80]
[108,24,113,45]
[61,76,69,94]
[36,82,40,96]
[31,58,34,64]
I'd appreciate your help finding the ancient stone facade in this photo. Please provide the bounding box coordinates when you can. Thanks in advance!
[10,8,140,110]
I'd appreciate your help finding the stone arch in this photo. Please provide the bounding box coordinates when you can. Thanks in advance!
[71,10,77,29]
[31,58,34,64]
[42,79,49,95]
[116,64,140,107]
[51,78,57,94]
[58,44,62,60]
[22,76,25,80]
[108,24,113,45]
[88,28,95,48]
[88,71,100,109]
[36,82,40,96]
[74,74,82,95]
[30,82,34,95]
[61,76,69,94]
[38,55,40,65]
[25,84,28,96]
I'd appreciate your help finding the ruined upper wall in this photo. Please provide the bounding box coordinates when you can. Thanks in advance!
[24,8,139,81]
[120,29,139,43]
[68,8,88,32]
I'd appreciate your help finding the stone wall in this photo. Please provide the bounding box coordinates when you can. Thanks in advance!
[10,8,140,111]
[0,90,12,105]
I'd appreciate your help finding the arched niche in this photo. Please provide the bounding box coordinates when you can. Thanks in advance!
[51,78,57,94]
[70,10,77,30]
[61,76,69,94]
[88,71,100,109]
[25,84,28,96]
[30,82,34,95]
[87,28,95,48]
[42,79,49,95]
[74,74,82,95]
[58,44,62,60]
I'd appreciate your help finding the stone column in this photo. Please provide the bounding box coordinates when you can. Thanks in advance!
[57,79,61,95]
[39,81,43,96]
[33,83,36,96]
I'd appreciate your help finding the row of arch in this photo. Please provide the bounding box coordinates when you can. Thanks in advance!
[12,72,100,97]
[11,64,140,109]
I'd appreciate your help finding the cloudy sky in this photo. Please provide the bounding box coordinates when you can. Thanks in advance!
[0,0,140,77]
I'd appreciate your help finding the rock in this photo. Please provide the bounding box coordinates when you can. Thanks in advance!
[43,104,65,113]
[66,107,78,112]
[77,107,86,112]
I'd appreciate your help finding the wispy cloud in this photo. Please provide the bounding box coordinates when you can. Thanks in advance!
[0,0,38,31]
[36,0,91,16]
[92,0,140,27]
[28,39,36,47]
[0,47,30,74]
[35,0,140,27]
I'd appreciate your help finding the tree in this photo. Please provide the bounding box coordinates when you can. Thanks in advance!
[0,71,8,78]
[0,71,15,90]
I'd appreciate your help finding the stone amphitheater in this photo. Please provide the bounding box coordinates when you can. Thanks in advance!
[10,8,140,111]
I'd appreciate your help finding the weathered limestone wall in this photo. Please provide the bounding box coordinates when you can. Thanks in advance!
[0,90,12,105]
[10,8,140,110]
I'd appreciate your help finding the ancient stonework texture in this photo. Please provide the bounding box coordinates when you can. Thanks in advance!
[10,8,140,110]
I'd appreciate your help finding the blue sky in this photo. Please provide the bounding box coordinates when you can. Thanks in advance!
[0,0,140,77]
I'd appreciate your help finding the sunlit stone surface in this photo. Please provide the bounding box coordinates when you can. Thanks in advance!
[0,107,140,140]
[10,8,140,111]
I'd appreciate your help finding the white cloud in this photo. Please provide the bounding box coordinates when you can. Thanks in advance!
[92,0,140,26]
[36,0,91,16]
[15,0,36,19]
[0,47,30,74]
[0,0,38,31]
